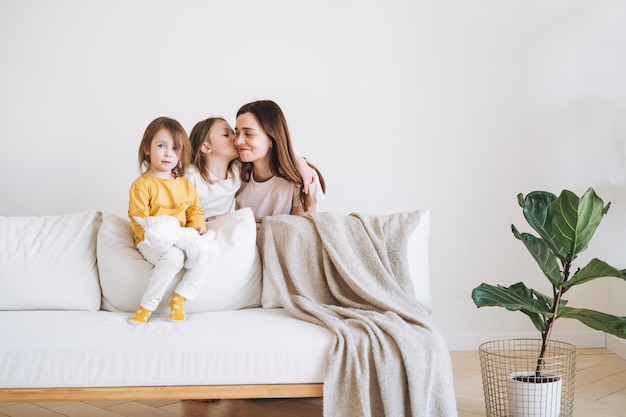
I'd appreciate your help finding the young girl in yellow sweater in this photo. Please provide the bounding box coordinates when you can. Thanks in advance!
[128,116,207,324]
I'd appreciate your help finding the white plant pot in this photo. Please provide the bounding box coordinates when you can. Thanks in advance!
[507,371,562,417]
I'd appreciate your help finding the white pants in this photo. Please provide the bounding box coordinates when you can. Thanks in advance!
[137,242,207,311]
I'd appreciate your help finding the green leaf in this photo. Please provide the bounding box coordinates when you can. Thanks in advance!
[550,188,606,258]
[532,287,561,308]
[472,282,550,332]
[564,258,626,288]
[520,191,564,259]
[512,225,561,287]
[559,306,626,338]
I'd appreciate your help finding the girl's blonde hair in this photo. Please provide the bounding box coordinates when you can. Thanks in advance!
[138,117,190,178]
[189,117,237,184]
[237,100,325,212]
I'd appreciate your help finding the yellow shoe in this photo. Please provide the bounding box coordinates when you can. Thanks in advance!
[129,306,152,324]
[169,293,186,321]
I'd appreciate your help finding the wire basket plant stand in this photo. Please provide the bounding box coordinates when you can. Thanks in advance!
[478,339,576,417]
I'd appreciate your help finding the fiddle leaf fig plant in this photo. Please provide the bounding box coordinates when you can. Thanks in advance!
[472,188,626,376]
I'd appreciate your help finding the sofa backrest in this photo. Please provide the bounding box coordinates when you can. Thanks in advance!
[0,210,103,311]
[407,210,431,311]
[0,209,431,313]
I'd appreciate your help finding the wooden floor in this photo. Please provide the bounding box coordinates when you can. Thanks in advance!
[454,348,626,417]
[1,348,624,416]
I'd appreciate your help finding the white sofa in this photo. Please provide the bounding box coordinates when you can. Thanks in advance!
[0,208,431,403]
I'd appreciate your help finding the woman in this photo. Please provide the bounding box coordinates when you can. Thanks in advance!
[234,100,326,225]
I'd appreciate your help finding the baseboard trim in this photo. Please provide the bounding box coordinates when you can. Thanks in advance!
[446,330,606,351]
[606,335,626,360]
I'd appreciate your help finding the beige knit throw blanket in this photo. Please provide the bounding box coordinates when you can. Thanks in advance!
[258,211,458,417]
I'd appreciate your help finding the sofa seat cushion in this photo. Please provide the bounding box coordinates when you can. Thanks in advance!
[0,308,333,388]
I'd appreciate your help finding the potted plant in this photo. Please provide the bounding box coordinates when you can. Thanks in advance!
[471,188,626,417]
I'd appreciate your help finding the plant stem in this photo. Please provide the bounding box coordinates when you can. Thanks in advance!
[535,259,571,377]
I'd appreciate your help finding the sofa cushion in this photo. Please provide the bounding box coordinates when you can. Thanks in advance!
[261,209,431,311]
[0,210,103,311]
[98,207,262,314]
[0,308,332,388]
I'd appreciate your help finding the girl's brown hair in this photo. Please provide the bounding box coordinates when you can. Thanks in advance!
[189,117,236,184]
[137,117,190,178]
[236,100,325,211]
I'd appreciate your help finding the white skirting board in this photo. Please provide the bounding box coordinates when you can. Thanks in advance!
[606,335,626,360]
[446,330,607,352]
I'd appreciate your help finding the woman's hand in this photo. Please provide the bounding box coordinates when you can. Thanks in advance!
[296,157,315,194]
[205,213,226,222]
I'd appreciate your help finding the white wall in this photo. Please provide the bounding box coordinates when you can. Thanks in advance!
[2,0,625,351]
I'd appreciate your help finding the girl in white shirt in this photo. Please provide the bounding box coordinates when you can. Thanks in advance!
[234,100,325,225]
[185,118,240,221]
